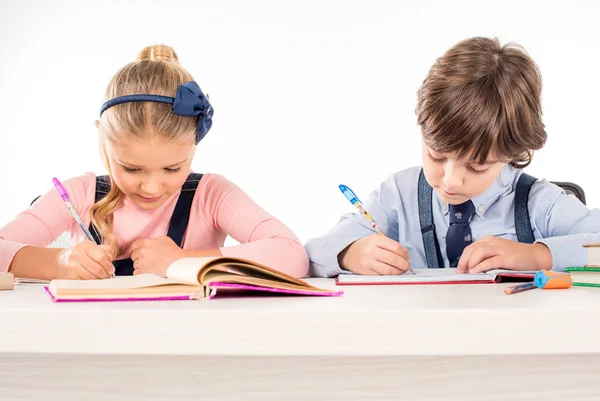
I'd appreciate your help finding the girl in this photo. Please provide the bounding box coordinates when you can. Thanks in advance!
[0,45,308,280]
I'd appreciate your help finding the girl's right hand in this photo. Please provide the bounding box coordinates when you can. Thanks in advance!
[57,241,115,279]
[338,233,411,275]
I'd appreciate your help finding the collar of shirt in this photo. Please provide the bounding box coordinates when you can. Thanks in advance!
[436,164,519,218]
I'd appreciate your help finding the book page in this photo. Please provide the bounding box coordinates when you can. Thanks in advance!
[168,256,311,287]
[165,256,318,289]
[166,257,215,284]
[336,268,495,284]
[49,274,180,290]
[202,262,304,285]
[486,269,538,276]
[566,270,600,285]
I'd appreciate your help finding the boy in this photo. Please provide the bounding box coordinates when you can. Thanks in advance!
[306,37,600,277]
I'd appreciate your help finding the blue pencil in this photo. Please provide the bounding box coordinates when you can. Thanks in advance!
[504,281,537,295]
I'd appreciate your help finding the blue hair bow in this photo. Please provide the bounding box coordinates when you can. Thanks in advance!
[99,80,214,144]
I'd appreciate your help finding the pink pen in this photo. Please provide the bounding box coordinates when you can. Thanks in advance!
[52,177,115,278]
[52,178,96,242]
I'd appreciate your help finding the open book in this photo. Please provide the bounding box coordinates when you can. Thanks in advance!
[46,256,343,302]
[335,268,535,285]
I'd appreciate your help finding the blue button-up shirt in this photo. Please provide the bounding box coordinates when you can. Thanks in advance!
[305,165,600,277]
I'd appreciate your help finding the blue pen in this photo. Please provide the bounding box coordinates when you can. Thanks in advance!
[339,184,415,275]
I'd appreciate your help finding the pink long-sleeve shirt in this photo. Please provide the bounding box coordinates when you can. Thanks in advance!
[0,172,308,278]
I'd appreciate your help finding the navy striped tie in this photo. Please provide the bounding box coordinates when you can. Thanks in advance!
[446,201,476,267]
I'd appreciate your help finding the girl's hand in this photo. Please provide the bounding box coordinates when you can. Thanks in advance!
[57,240,115,279]
[338,233,411,275]
[130,236,185,276]
[456,236,553,273]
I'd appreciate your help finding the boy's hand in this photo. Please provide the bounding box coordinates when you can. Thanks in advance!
[57,240,114,279]
[130,236,185,276]
[456,236,552,273]
[338,233,411,275]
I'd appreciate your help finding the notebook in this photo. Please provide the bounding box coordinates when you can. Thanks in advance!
[564,267,600,287]
[0,272,14,291]
[15,278,50,285]
[582,243,600,267]
[46,256,343,302]
[335,268,535,285]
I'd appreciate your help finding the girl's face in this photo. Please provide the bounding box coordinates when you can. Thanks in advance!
[104,136,196,210]
[421,140,507,205]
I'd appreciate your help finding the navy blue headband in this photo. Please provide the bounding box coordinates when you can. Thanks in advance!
[99,81,213,144]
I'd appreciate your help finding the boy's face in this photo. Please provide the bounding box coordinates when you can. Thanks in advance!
[421,140,507,205]
[104,136,196,210]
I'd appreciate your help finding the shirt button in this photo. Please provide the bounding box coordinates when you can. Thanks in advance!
[477,204,485,213]
[443,203,448,211]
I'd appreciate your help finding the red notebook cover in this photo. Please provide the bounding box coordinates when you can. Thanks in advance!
[334,269,535,286]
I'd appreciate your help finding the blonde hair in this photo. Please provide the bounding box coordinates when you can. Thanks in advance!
[89,44,197,257]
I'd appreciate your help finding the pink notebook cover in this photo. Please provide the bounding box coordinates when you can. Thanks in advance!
[44,282,343,302]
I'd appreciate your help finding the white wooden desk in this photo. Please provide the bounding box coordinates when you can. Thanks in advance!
[1,279,600,400]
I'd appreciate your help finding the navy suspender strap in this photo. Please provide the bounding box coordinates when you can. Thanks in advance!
[514,172,537,244]
[417,169,444,268]
[89,176,111,245]
[166,173,203,247]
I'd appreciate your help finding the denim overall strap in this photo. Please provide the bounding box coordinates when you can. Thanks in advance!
[89,176,111,245]
[514,173,537,244]
[418,169,444,268]
[89,173,203,276]
[166,173,203,247]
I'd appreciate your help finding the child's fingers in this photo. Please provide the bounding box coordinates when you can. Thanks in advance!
[364,266,380,275]
[368,250,408,275]
[457,244,493,273]
[468,255,503,273]
[456,248,472,273]
[130,239,146,253]
[374,248,409,273]
[99,244,114,261]
[374,235,410,260]
[130,248,142,263]
[370,261,406,275]
[71,269,87,280]
[83,247,113,278]
[87,246,114,273]
[71,254,104,279]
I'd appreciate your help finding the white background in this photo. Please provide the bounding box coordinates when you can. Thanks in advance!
[0,0,598,245]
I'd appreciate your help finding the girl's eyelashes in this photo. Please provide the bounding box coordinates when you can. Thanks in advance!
[122,166,139,173]
[121,166,182,173]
